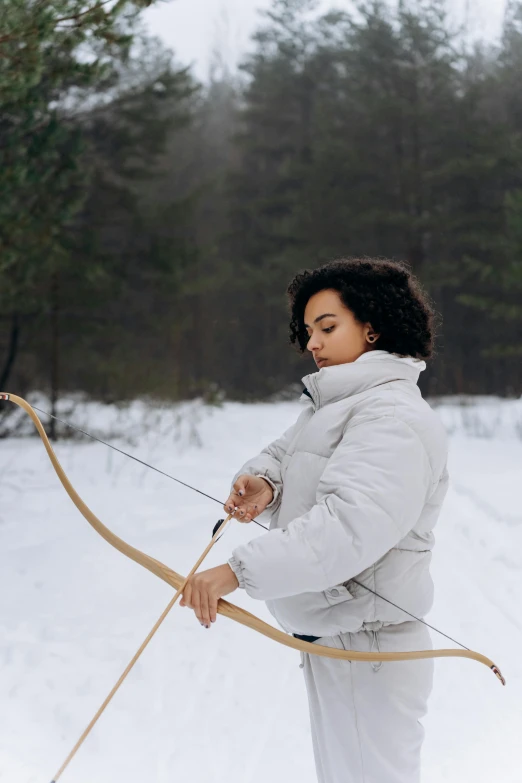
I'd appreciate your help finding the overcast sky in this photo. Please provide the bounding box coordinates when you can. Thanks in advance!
[144,0,508,81]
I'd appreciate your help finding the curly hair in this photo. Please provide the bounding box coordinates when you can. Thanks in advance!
[287,257,437,360]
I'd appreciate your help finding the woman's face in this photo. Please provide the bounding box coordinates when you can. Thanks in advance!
[304,288,378,369]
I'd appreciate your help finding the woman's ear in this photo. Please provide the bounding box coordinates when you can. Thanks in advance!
[365,325,380,344]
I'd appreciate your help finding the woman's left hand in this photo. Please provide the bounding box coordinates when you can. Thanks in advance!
[180,564,239,627]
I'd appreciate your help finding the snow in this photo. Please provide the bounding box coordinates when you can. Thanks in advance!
[0,394,521,782]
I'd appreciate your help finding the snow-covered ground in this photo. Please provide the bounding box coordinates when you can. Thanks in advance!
[0,394,521,782]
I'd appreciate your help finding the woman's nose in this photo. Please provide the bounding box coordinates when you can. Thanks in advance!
[307,332,322,352]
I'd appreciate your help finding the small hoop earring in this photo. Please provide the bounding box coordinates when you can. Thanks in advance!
[367,335,377,343]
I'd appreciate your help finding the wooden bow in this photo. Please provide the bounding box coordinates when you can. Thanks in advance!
[1,393,505,683]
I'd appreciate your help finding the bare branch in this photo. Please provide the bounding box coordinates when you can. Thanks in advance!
[54,0,115,27]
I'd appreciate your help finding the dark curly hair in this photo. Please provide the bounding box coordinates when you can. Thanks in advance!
[287,257,437,359]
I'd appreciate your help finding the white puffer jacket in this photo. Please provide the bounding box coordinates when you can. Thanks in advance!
[228,350,449,637]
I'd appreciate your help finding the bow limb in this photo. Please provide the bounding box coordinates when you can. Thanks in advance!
[1,393,505,684]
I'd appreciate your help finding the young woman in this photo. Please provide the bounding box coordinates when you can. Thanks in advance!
[180,257,449,783]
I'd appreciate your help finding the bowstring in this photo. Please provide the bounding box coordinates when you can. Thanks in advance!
[32,405,469,651]
[32,406,269,532]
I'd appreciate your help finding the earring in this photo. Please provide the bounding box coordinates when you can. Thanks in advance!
[367,335,377,343]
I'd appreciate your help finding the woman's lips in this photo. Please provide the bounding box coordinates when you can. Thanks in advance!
[316,358,327,367]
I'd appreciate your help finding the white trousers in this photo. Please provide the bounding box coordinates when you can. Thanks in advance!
[300,621,434,783]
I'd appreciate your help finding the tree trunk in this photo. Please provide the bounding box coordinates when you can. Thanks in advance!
[0,312,20,391]
[49,274,60,441]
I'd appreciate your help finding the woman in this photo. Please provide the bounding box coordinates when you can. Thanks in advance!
[180,257,449,783]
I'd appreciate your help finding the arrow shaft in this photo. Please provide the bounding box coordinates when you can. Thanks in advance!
[51,514,233,781]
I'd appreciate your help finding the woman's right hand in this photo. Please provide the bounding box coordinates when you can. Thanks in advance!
[223,474,274,522]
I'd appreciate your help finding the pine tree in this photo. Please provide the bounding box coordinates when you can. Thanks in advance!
[0,1,194,407]
[453,1,522,367]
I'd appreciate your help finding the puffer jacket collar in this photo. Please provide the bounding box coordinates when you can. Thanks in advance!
[301,350,426,410]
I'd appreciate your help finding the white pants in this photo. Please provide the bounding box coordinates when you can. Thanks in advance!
[300,621,434,783]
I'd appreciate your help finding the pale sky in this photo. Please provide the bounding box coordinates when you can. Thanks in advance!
[144,0,508,81]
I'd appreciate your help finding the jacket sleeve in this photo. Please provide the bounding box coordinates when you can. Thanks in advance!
[229,404,311,513]
[228,415,434,600]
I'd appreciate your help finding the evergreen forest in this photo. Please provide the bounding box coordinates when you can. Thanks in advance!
[2,0,522,411]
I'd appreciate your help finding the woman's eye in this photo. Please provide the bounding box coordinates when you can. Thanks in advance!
[323,326,334,333]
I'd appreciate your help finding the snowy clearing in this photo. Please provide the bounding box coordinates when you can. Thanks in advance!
[0,395,521,782]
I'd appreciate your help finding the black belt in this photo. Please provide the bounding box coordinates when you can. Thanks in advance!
[293,633,320,643]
